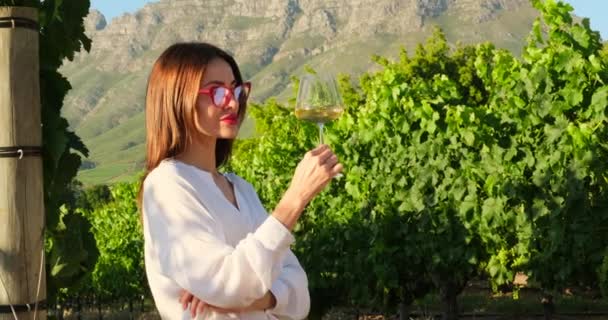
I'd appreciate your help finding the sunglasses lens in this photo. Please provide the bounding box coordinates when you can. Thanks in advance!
[238,84,251,100]
[235,86,243,100]
[213,87,227,107]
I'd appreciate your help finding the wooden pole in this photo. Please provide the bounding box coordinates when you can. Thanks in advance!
[0,6,46,320]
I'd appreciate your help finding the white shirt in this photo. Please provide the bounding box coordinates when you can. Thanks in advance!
[142,159,310,320]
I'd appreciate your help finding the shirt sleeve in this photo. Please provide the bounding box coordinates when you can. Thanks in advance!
[142,171,295,309]
[236,177,311,319]
[267,250,311,320]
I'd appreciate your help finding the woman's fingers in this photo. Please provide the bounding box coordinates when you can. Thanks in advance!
[308,144,329,157]
[316,148,334,165]
[177,290,209,318]
[332,163,344,176]
[179,290,193,310]
[190,298,201,318]
[324,154,339,170]
[197,300,206,316]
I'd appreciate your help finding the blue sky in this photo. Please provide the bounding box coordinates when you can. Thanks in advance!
[91,0,607,39]
[90,0,157,22]
[563,0,608,39]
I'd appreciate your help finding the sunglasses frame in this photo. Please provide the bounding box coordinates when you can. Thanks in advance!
[198,82,252,108]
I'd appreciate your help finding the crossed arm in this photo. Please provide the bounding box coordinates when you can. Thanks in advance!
[179,249,310,319]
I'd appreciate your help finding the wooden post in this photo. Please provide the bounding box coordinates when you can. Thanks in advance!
[0,6,46,320]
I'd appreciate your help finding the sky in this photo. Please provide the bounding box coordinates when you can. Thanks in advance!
[90,0,157,22]
[563,0,608,39]
[91,0,607,39]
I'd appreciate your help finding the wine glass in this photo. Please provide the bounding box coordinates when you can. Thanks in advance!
[295,72,344,177]
[295,73,344,145]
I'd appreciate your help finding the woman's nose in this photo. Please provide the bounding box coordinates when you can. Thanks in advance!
[225,94,239,111]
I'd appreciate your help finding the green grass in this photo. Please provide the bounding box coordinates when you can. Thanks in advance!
[85,113,146,160]
[61,64,124,127]
[93,142,145,168]
[75,71,148,140]
[78,162,139,186]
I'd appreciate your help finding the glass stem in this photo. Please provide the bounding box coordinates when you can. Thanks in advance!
[317,123,324,145]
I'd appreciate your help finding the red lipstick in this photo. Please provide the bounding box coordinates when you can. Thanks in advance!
[221,113,238,125]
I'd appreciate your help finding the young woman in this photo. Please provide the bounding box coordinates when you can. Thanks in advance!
[140,42,343,320]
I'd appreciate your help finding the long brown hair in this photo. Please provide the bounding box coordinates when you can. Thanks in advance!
[137,42,247,208]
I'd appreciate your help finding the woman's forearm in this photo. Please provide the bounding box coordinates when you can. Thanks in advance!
[271,187,306,231]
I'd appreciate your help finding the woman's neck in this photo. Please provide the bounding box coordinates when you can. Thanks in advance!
[176,136,218,175]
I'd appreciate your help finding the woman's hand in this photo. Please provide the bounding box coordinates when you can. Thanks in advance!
[179,290,276,317]
[272,144,343,230]
[179,290,206,318]
[287,144,343,205]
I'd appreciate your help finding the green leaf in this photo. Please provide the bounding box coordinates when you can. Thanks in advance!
[563,87,583,107]
[47,210,98,289]
[462,131,475,146]
[571,25,590,49]
[591,86,608,114]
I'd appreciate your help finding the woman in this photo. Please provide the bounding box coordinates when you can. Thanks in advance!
[140,42,343,320]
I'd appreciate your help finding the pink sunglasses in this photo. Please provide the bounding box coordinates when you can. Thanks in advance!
[198,82,252,108]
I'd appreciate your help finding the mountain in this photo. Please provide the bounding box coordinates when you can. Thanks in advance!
[61,0,538,186]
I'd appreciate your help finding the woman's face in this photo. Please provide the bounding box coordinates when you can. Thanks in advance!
[194,58,242,141]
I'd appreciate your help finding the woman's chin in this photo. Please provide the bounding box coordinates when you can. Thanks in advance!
[218,129,239,139]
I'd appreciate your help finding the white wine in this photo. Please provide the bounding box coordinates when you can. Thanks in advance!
[295,107,343,123]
